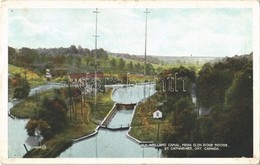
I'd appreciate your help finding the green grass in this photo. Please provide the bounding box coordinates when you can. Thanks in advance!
[10,90,54,118]
[153,63,203,74]
[88,89,115,123]
[129,94,174,142]
[129,123,174,143]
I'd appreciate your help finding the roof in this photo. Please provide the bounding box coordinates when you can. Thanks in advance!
[153,110,162,113]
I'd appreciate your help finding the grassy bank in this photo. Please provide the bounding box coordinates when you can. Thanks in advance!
[129,94,174,143]
[10,90,54,118]
[9,64,46,88]
[88,90,115,124]
[11,88,114,158]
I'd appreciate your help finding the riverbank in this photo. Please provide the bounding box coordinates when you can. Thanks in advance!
[128,94,174,143]
[10,90,54,118]
[10,87,114,158]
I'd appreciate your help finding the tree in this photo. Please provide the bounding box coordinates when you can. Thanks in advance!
[134,63,142,73]
[52,55,66,66]
[26,90,68,140]
[19,47,39,67]
[194,54,253,157]
[109,58,117,68]
[145,63,155,75]
[12,74,30,99]
[91,48,108,59]
[78,45,84,55]
[8,46,16,64]
[163,97,196,157]
[213,61,253,157]
[118,58,126,70]
[127,61,134,71]
[197,56,250,109]
[156,66,164,74]
[69,45,78,54]
[75,56,82,66]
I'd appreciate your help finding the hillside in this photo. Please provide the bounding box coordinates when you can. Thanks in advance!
[8,64,45,87]
[9,45,236,76]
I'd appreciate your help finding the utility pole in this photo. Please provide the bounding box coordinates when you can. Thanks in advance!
[93,8,99,158]
[143,8,150,100]
[93,8,99,110]
[144,8,149,77]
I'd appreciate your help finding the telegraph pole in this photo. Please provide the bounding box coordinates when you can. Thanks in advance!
[144,8,149,77]
[143,8,149,100]
[93,8,99,158]
[93,8,99,108]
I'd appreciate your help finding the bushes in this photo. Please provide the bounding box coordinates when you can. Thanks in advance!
[25,94,68,141]
[12,75,30,99]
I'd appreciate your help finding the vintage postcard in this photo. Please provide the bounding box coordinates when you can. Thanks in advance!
[0,0,259,164]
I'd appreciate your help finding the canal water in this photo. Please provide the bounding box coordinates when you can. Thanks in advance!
[59,109,160,158]
[107,109,133,129]
[60,83,160,158]
[112,83,156,104]
[8,83,161,158]
[8,117,29,158]
[8,101,39,158]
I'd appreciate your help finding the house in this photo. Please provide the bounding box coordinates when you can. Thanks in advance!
[153,110,162,119]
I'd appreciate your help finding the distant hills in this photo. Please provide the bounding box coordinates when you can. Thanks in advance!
[10,45,251,67]
[108,51,224,65]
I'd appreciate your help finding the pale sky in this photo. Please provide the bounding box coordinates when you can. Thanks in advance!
[8,8,252,57]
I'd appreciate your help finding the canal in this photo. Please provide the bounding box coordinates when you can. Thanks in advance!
[8,83,161,158]
[59,83,161,158]
[60,109,160,158]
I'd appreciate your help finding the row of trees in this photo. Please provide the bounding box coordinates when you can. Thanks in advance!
[195,54,253,157]
[8,46,156,75]
[8,46,109,74]
[109,58,155,74]
[160,54,253,157]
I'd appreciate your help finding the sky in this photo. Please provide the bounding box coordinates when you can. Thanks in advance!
[8,8,252,57]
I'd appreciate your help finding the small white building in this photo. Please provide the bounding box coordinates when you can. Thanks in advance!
[153,110,162,119]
